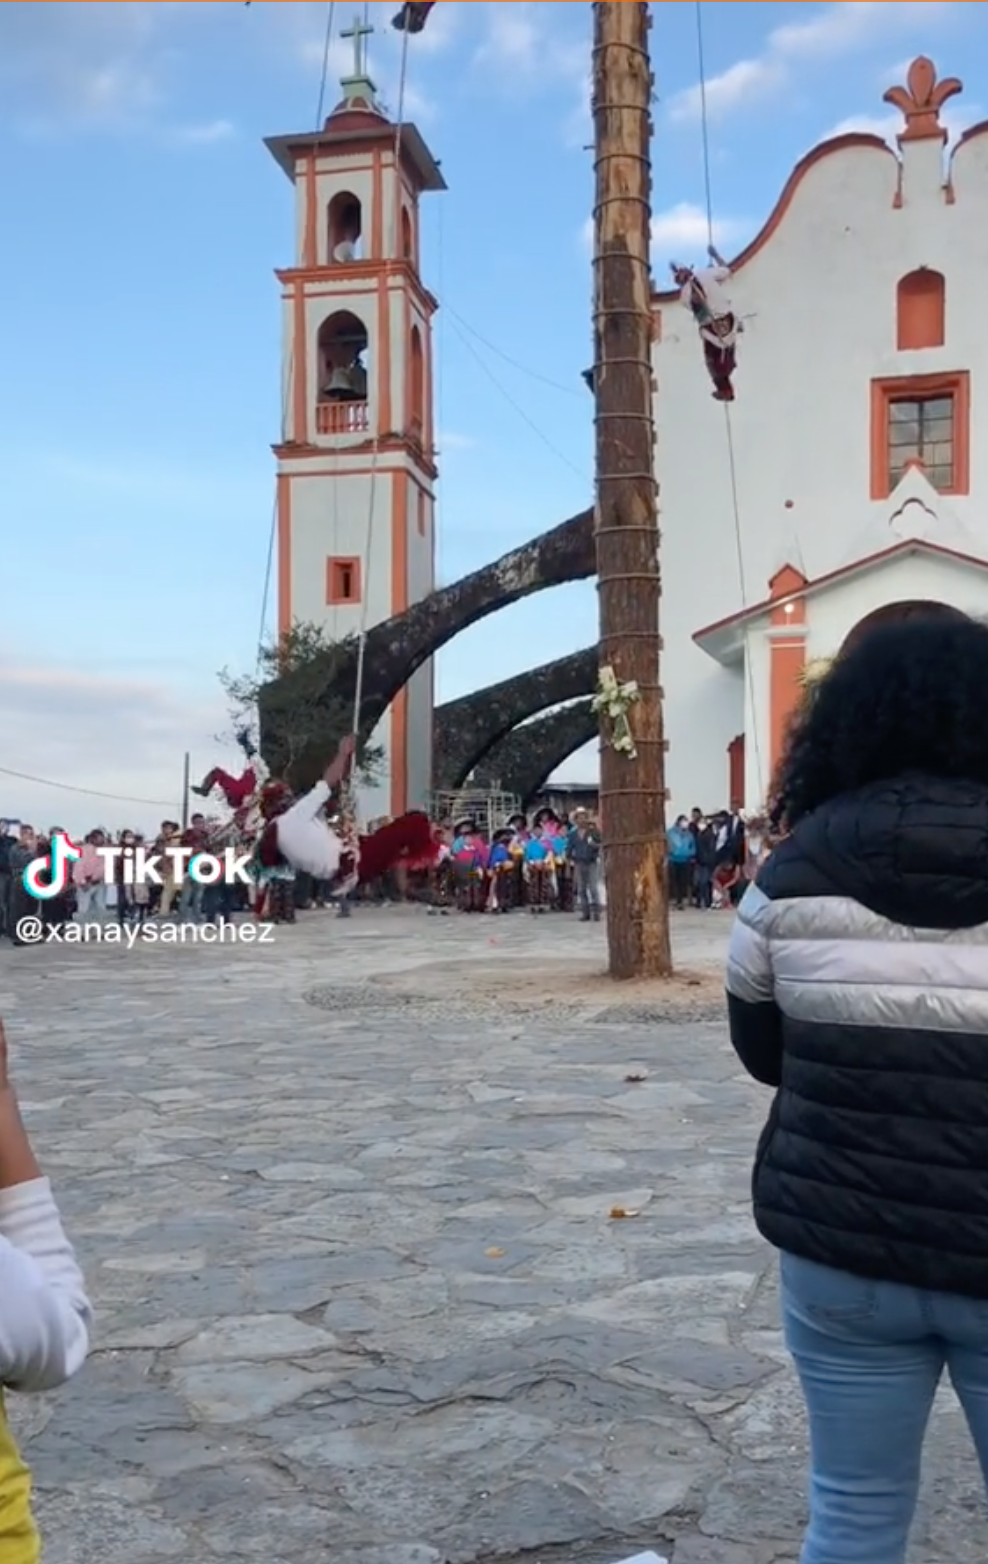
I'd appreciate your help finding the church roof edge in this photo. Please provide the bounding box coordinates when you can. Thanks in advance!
[653,54,972,305]
[263,120,446,192]
[694,537,988,647]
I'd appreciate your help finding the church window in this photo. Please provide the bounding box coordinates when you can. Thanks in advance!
[326,556,362,605]
[408,324,424,439]
[896,268,945,350]
[327,191,362,263]
[870,372,969,499]
[401,206,414,262]
[888,395,954,489]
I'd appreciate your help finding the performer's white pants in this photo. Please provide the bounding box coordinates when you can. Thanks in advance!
[275,781,343,881]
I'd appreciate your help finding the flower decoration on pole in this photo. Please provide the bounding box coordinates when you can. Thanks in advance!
[592,664,641,759]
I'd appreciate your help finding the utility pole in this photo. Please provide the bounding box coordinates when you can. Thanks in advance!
[591,0,672,980]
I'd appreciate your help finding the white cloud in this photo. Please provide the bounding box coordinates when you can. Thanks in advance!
[668,1,959,124]
[0,0,238,137]
[651,203,743,254]
[475,4,541,72]
[0,655,239,838]
[473,0,586,90]
[580,204,746,261]
[669,57,786,125]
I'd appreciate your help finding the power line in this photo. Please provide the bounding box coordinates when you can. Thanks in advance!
[447,315,589,484]
[0,764,178,810]
[444,306,585,398]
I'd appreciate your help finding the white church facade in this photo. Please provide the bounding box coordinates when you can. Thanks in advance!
[265,18,443,821]
[652,57,988,814]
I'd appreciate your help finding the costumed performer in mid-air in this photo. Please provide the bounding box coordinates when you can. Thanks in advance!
[671,244,741,403]
[256,734,440,910]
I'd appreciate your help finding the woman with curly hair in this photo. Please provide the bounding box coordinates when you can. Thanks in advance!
[725,607,988,1564]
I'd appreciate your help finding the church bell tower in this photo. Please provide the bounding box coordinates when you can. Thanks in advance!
[265,16,446,819]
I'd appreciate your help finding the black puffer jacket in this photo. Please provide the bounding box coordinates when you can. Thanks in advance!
[726,772,988,1298]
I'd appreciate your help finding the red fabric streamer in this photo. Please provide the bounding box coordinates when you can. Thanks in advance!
[357,811,437,884]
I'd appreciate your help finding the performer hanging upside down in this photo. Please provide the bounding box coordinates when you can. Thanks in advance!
[250,734,438,914]
[671,245,741,403]
[192,728,267,811]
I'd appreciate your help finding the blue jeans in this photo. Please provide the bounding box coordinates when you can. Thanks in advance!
[179,879,205,922]
[782,1250,988,1564]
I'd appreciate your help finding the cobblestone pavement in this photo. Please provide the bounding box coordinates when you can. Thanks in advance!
[0,907,984,1563]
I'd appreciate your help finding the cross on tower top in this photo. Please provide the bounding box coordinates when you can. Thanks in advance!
[340,14,374,83]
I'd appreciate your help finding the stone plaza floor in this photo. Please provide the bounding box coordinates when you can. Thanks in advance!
[0,905,985,1563]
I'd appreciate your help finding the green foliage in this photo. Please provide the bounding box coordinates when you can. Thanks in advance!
[219,621,383,791]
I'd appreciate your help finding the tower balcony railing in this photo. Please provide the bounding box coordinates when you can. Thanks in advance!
[316,399,369,436]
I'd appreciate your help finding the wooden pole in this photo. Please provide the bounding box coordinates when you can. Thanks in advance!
[591,0,672,980]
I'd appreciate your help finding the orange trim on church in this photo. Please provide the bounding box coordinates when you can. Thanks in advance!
[291,281,308,446]
[769,635,806,776]
[869,370,970,500]
[371,149,384,259]
[390,471,409,818]
[377,276,392,435]
[896,269,945,350]
[695,537,988,646]
[883,57,962,145]
[326,556,362,606]
[768,564,808,623]
[303,154,317,267]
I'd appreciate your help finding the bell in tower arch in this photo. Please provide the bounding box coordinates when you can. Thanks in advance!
[318,311,369,404]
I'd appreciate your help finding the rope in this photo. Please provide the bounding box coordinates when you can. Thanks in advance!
[694,1,714,251]
[314,0,337,128]
[694,0,766,807]
[350,21,411,742]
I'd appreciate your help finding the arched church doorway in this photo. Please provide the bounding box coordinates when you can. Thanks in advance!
[841,598,968,655]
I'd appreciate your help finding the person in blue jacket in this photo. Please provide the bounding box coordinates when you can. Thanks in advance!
[667,814,697,910]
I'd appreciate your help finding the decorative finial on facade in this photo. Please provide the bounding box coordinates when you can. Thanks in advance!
[883,56,962,144]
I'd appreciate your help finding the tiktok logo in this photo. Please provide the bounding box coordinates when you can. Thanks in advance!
[22,833,82,900]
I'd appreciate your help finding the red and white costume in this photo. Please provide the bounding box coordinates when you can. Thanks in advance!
[257,781,344,882]
[196,753,439,895]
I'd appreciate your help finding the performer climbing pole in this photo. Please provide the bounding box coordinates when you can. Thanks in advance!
[591,1,672,980]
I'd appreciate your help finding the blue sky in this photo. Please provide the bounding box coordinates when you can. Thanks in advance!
[1,0,985,830]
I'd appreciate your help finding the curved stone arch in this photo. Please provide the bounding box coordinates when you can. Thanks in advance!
[433,645,597,791]
[473,701,598,808]
[259,508,594,783]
